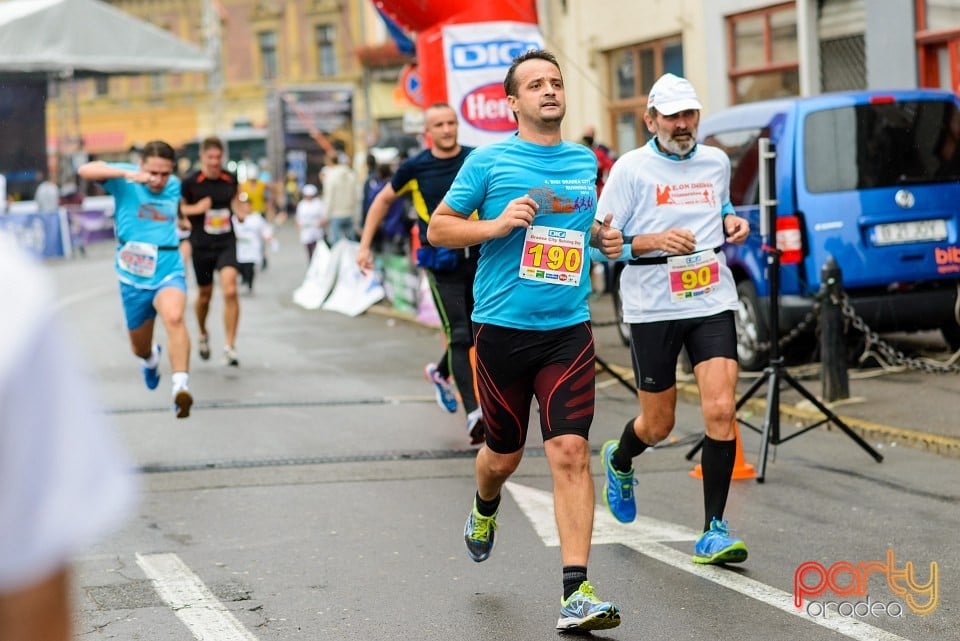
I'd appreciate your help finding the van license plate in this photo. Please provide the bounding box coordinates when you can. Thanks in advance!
[873,219,947,246]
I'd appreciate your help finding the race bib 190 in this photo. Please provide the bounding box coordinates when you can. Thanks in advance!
[519,225,585,287]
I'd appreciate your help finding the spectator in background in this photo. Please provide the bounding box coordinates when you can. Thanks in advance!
[282,170,299,224]
[582,125,616,196]
[295,183,327,263]
[583,125,617,291]
[0,238,135,641]
[34,172,60,214]
[321,153,359,245]
[361,163,411,256]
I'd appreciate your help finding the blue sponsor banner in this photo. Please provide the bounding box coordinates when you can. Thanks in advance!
[0,211,71,258]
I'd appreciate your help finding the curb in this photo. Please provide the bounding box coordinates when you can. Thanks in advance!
[363,302,960,459]
[602,361,960,460]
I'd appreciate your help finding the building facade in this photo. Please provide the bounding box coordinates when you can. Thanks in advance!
[46,0,415,181]
[542,0,960,159]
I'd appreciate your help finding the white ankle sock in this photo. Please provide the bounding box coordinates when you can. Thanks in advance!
[171,371,189,391]
[142,345,160,368]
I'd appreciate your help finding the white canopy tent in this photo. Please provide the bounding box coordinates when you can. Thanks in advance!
[0,0,212,75]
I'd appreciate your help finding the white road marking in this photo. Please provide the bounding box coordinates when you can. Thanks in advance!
[505,481,913,641]
[136,552,259,641]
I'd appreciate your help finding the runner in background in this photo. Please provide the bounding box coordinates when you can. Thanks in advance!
[295,183,327,263]
[77,141,194,417]
[180,136,244,367]
[232,192,272,294]
[356,103,483,445]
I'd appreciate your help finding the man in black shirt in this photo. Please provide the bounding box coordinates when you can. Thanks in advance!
[180,136,243,366]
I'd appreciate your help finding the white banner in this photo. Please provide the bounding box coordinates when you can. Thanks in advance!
[442,21,544,147]
[292,239,385,316]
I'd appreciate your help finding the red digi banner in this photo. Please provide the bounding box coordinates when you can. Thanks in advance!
[375,0,540,144]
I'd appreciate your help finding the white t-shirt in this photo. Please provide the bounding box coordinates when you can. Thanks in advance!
[0,240,136,593]
[233,213,270,264]
[296,197,327,245]
[597,141,738,323]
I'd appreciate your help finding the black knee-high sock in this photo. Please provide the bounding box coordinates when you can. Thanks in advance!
[701,435,737,531]
[612,418,648,472]
[563,565,588,600]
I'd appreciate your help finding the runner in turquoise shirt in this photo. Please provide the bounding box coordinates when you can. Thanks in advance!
[442,133,597,330]
[78,141,194,419]
[428,49,624,633]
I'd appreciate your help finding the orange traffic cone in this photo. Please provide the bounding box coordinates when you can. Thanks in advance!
[689,420,756,480]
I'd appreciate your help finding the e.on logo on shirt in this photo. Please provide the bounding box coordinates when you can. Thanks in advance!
[655,182,716,208]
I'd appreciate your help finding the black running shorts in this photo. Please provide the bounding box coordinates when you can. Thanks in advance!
[629,310,737,392]
[473,321,595,454]
[191,242,240,287]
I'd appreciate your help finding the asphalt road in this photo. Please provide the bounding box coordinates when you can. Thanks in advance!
[50,225,957,641]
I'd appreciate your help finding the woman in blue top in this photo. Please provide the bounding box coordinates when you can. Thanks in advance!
[78,141,193,418]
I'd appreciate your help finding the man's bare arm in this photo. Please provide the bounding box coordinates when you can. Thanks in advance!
[427,196,538,248]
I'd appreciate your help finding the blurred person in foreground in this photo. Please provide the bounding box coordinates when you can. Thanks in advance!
[0,237,136,641]
[78,140,194,418]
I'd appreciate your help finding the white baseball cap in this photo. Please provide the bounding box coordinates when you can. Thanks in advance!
[302,184,318,197]
[648,73,703,116]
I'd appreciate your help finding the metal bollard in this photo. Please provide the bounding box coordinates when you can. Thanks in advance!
[820,256,850,402]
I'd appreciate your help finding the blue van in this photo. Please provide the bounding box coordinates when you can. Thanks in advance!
[610,89,960,370]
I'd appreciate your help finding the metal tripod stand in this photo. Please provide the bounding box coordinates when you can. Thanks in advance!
[685,138,883,481]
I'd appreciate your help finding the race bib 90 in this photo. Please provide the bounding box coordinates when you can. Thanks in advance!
[668,249,720,303]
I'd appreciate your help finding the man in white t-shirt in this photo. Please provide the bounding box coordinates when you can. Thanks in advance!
[594,73,752,565]
[0,239,135,640]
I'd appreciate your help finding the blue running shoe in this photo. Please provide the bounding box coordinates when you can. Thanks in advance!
[463,501,497,562]
[601,439,637,523]
[142,344,161,390]
[556,581,621,631]
[425,362,458,413]
[693,518,748,565]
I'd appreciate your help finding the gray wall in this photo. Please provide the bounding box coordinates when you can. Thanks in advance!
[865,1,918,90]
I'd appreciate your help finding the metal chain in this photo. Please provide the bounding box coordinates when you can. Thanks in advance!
[840,293,960,374]
[747,303,821,354]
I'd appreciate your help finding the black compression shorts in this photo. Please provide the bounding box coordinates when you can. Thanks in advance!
[474,321,595,454]
[629,310,737,392]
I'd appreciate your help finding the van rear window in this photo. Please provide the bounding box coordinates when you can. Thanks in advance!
[803,100,960,193]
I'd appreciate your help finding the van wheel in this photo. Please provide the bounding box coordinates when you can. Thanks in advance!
[940,321,960,352]
[735,280,769,371]
[610,263,630,346]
